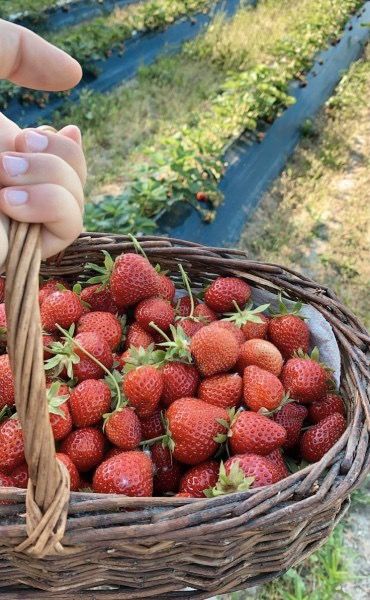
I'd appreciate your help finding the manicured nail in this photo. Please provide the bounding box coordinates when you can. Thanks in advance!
[4,189,29,206]
[25,130,49,152]
[2,156,29,177]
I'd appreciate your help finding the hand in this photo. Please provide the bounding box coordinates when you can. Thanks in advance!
[0,19,84,270]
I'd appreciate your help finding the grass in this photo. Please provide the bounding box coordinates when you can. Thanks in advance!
[0,0,62,18]
[51,0,365,234]
[240,45,370,328]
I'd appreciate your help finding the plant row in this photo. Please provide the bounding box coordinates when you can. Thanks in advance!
[84,0,364,234]
[0,0,218,110]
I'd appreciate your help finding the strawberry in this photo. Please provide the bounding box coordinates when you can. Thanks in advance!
[151,443,182,495]
[175,295,194,317]
[190,325,238,376]
[166,397,228,465]
[223,302,270,341]
[204,277,251,313]
[229,411,286,456]
[105,407,142,450]
[157,273,176,302]
[124,322,155,350]
[135,297,175,333]
[176,492,193,498]
[39,278,70,305]
[300,413,346,462]
[0,355,14,410]
[80,284,118,314]
[56,453,80,491]
[243,366,284,412]
[179,318,204,338]
[77,311,123,350]
[161,362,199,407]
[69,379,111,427]
[199,373,242,409]
[0,277,5,303]
[140,409,165,440]
[73,332,113,381]
[274,402,308,448]
[236,339,283,377]
[123,366,163,417]
[0,471,14,503]
[222,454,282,490]
[104,447,125,460]
[242,315,269,340]
[41,289,84,332]
[208,320,246,346]
[268,297,310,358]
[0,303,7,347]
[92,450,153,496]
[281,349,329,403]
[110,253,160,309]
[11,462,29,489]
[266,449,289,479]
[179,460,219,498]
[47,382,72,441]
[0,418,24,473]
[193,303,218,323]
[60,427,106,472]
[308,394,345,423]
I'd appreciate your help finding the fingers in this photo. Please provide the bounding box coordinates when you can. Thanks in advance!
[14,127,87,185]
[0,114,21,152]
[0,184,83,259]
[0,151,84,211]
[0,20,82,91]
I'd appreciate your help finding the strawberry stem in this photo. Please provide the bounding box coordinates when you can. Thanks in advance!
[149,321,171,343]
[56,324,122,406]
[128,234,148,260]
[139,434,167,446]
[178,264,194,319]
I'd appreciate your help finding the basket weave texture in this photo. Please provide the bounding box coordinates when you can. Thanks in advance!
[0,226,369,599]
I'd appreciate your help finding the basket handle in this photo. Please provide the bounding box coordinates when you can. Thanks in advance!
[5,221,70,557]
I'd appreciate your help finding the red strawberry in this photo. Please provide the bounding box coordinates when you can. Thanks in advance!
[0,418,24,473]
[73,332,113,381]
[236,339,283,376]
[266,449,289,479]
[0,471,14,503]
[223,302,270,341]
[56,453,81,491]
[300,413,346,462]
[268,297,310,358]
[123,366,163,417]
[199,373,242,409]
[47,383,72,441]
[60,427,106,472]
[41,289,84,332]
[179,318,204,338]
[77,311,122,350]
[92,450,153,496]
[175,295,195,317]
[105,447,125,460]
[80,284,118,314]
[274,402,308,448]
[135,297,175,333]
[157,274,176,302]
[39,278,70,305]
[110,253,159,309]
[0,303,7,346]
[204,277,251,313]
[105,407,142,450]
[161,362,199,407]
[190,325,238,376]
[242,314,269,340]
[166,397,228,465]
[193,303,218,323]
[308,394,345,423]
[0,355,14,410]
[124,322,155,350]
[208,320,246,346]
[140,409,165,440]
[11,462,29,489]
[243,366,284,412]
[176,491,193,498]
[229,411,286,455]
[151,443,182,495]
[224,454,282,488]
[69,379,111,427]
[179,460,219,498]
[0,277,5,303]
[281,351,329,403]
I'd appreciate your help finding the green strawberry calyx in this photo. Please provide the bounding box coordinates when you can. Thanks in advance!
[204,461,254,497]
[102,374,129,431]
[223,301,270,326]
[85,250,115,287]
[47,381,70,418]
[139,413,175,453]
[269,292,306,320]
[150,323,192,364]
[123,344,166,372]
[258,393,295,417]
[0,405,12,423]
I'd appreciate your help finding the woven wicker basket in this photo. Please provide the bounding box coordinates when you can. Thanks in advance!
[0,224,369,599]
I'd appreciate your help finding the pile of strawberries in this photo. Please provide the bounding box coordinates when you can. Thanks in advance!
[0,248,347,499]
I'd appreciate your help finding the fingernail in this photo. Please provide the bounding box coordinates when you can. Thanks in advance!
[25,130,49,152]
[4,189,29,206]
[2,156,29,177]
